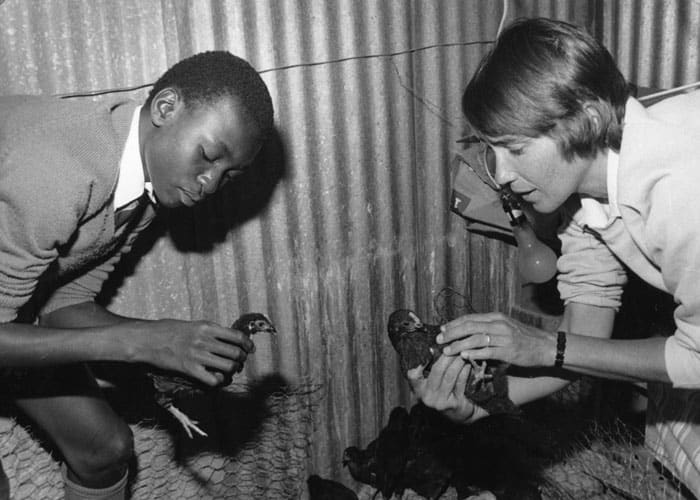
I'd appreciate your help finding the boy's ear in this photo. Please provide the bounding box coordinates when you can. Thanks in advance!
[150,88,181,127]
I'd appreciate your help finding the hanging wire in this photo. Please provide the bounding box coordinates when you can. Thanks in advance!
[41,1,700,119]
[55,39,494,100]
[496,0,509,38]
[638,81,700,102]
[433,287,476,324]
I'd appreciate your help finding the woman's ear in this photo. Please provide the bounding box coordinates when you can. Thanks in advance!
[583,102,603,134]
[150,88,181,127]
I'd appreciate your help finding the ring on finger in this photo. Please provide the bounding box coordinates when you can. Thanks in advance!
[485,333,491,346]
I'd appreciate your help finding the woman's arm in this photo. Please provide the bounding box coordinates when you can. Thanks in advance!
[505,302,618,405]
[411,302,626,424]
[441,302,670,383]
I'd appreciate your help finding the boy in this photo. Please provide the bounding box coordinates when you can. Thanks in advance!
[0,50,274,499]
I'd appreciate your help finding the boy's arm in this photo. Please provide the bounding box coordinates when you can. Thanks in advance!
[0,301,255,386]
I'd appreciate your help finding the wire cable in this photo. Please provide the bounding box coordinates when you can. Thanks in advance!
[638,80,700,102]
[53,4,700,118]
[496,0,509,38]
[55,39,493,99]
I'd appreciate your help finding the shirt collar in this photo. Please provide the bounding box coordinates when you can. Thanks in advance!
[606,148,621,218]
[114,105,155,209]
[573,149,620,229]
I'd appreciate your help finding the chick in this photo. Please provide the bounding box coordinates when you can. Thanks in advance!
[387,309,518,417]
[343,406,411,499]
[150,312,276,438]
[307,474,358,500]
[345,403,547,500]
[387,309,442,376]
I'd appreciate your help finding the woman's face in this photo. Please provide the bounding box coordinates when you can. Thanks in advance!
[483,134,598,214]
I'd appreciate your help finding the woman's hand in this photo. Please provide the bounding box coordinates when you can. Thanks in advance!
[438,312,556,368]
[118,318,256,386]
[406,354,477,424]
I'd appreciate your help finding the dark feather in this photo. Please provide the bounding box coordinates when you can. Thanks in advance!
[307,474,358,500]
[387,309,442,375]
[149,312,276,437]
[343,407,411,498]
[345,404,547,500]
[388,308,519,417]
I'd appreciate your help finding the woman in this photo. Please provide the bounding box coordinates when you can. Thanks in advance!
[409,17,700,494]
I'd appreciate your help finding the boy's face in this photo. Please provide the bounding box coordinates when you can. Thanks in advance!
[141,90,263,208]
[484,134,594,214]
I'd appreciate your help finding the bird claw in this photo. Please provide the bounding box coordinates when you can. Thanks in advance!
[469,359,492,383]
[166,404,208,438]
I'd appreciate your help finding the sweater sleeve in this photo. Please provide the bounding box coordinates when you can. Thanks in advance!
[39,204,157,317]
[556,209,628,311]
[647,174,700,387]
[0,146,90,322]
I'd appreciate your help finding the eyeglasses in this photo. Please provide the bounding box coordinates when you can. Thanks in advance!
[479,144,524,208]
[480,143,498,187]
[456,135,499,189]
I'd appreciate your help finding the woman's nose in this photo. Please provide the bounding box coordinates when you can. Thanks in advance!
[490,147,517,186]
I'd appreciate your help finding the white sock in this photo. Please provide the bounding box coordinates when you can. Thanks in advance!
[0,460,8,500]
[61,463,128,500]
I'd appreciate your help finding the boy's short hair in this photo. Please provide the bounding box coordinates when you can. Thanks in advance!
[146,51,274,135]
[462,18,629,160]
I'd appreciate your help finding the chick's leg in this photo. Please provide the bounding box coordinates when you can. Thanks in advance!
[469,359,493,383]
[165,403,208,438]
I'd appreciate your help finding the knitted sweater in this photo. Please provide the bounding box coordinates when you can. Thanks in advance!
[0,96,155,322]
[557,90,700,387]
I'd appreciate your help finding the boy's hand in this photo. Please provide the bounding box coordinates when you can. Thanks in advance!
[125,319,255,386]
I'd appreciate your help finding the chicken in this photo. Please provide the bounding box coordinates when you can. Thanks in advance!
[150,312,276,438]
[344,404,547,500]
[400,404,454,500]
[343,406,411,498]
[387,309,518,417]
[307,474,358,500]
[387,310,442,376]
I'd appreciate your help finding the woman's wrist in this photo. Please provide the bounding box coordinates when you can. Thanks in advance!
[542,329,561,366]
[554,330,567,368]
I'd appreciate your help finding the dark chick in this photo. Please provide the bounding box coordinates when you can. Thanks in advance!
[150,312,276,438]
[387,309,442,376]
[388,309,518,417]
[307,474,358,500]
[401,404,456,500]
[343,406,411,499]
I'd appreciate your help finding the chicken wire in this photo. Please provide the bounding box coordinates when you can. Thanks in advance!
[0,381,321,499]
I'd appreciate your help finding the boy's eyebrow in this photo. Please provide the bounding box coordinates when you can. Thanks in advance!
[209,139,233,158]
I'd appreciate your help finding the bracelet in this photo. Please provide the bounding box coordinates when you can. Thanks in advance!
[554,330,566,368]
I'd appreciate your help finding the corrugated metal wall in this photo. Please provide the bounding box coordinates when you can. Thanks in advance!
[593,0,700,89]
[1,0,699,494]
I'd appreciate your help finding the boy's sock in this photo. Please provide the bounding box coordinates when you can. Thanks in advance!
[61,463,128,500]
[0,459,9,500]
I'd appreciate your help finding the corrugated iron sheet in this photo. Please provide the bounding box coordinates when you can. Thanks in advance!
[0,0,699,493]
[593,0,700,88]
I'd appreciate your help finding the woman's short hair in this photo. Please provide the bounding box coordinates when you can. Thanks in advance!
[462,18,629,160]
